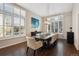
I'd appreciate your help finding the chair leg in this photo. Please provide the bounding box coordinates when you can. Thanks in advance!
[26,47,29,56]
[33,50,36,56]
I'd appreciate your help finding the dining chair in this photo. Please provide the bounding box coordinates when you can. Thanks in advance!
[50,34,57,45]
[26,36,43,56]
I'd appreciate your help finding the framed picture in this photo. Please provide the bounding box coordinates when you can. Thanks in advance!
[31,17,39,28]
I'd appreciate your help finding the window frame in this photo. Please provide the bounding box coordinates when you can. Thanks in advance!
[0,13,4,38]
[47,15,63,33]
[0,3,26,40]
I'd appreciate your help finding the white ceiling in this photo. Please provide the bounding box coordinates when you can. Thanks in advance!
[18,3,73,16]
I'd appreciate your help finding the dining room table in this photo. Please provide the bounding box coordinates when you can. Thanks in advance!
[32,33,54,48]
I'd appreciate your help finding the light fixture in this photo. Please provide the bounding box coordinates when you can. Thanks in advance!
[44,20,50,25]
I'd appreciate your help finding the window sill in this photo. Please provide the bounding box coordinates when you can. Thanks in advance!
[0,34,26,40]
[52,32,63,34]
[57,33,63,34]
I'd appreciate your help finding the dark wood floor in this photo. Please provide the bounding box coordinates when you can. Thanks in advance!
[0,39,79,56]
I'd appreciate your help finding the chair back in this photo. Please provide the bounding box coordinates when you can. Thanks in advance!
[26,36,36,47]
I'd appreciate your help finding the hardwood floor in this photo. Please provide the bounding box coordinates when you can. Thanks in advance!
[0,39,79,56]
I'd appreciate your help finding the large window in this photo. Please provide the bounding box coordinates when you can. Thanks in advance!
[47,15,63,33]
[59,21,62,33]
[20,9,26,35]
[0,3,3,11]
[14,7,20,35]
[0,14,3,37]
[4,14,12,36]
[0,3,26,39]
[4,3,13,13]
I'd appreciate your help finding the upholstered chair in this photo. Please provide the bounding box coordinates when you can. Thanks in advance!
[50,34,58,45]
[26,36,43,56]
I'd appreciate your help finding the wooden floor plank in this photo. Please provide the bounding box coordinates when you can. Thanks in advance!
[0,39,79,56]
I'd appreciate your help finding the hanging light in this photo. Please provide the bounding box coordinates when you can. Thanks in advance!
[44,20,50,25]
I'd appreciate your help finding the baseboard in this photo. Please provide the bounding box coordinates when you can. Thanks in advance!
[0,40,27,49]
[0,37,27,49]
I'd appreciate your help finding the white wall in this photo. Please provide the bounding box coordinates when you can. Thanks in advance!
[26,11,42,36]
[41,17,47,33]
[31,14,42,32]
[62,12,72,39]
[72,3,79,50]
[57,12,72,39]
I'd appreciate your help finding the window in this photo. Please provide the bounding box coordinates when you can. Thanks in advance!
[14,6,20,16]
[59,21,62,33]
[20,9,25,35]
[4,14,12,36]
[4,3,13,13]
[55,21,58,32]
[4,14,11,26]
[0,14,3,25]
[0,14,3,37]
[14,16,20,26]
[48,24,50,32]
[4,4,13,37]
[51,22,54,32]
[21,9,26,18]
[0,3,26,39]
[13,6,26,36]
[13,26,20,35]
[4,26,12,36]
[14,16,20,35]
[48,15,63,33]
[20,18,25,34]
[0,3,3,11]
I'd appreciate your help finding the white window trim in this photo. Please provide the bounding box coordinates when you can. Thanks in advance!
[0,35,26,40]
[47,15,63,34]
[0,3,26,40]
